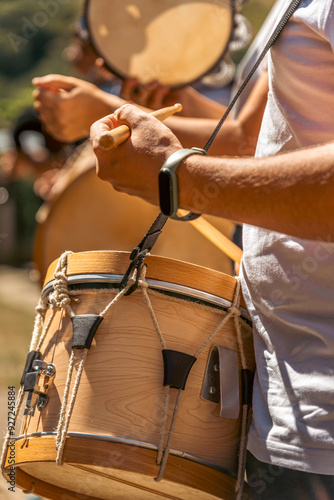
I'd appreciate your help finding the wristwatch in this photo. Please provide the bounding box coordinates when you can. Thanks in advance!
[158,147,207,221]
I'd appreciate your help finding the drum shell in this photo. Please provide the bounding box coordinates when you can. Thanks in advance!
[5,251,254,500]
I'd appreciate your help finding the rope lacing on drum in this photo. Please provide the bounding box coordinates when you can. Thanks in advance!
[1,252,81,466]
[48,251,78,317]
[56,268,137,465]
[29,251,78,354]
[233,281,253,500]
[139,266,247,483]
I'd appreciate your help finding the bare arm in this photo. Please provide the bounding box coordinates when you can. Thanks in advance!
[120,78,229,118]
[163,71,269,156]
[91,104,334,242]
[178,143,334,240]
[33,72,268,155]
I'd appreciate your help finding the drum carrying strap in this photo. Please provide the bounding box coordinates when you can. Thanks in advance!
[119,212,169,294]
[121,0,302,294]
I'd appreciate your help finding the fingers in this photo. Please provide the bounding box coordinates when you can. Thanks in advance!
[112,103,140,124]
[32,74,78,92]
[33,76,70,122]
[90,104,147,150]
[121,79,171,109]
[90,114,116,149]
[33,87,62,129]
[121,78,139,101]
[33,87,60,108]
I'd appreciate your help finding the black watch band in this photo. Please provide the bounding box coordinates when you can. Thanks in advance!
[158,147,207,221]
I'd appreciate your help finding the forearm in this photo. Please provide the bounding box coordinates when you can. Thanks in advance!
[101,95,248,155]
[178,142,334,241]
[173,86,228,119]
[97,88,125,115]
[163,71,269,156]
[164,116,251,156]
[99,69,268,155]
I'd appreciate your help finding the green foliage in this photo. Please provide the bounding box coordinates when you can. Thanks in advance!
[242,0,277,34]
[232,0,277,63]
[0,0,82,128]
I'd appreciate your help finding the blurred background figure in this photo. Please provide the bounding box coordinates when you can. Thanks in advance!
[0,109,71,267]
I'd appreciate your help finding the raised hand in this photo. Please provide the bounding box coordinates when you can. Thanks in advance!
[33,74,123,142]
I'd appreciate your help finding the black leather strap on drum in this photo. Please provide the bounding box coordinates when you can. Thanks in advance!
[20,350,41,385]
[162,349,197,390]
[241,368,255,406]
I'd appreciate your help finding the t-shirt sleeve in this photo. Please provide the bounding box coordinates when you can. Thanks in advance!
[324,1,334,51]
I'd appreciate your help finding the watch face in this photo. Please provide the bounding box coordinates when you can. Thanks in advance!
[159,169,173,216]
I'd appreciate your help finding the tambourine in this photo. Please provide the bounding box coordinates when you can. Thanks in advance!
[85,0,236,87]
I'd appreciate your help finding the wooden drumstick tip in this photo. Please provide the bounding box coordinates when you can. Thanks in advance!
[99,133,115,150]
[98,103,183,150]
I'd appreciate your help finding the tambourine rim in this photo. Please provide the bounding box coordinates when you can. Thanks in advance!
[84,0,236,89]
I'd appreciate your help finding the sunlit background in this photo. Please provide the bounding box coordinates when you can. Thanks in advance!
[0,1,275,498]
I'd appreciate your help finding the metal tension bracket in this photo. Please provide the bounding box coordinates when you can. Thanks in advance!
[201,345,239,419]
[22,355,56,416]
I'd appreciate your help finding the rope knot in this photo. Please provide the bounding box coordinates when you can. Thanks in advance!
[47,250,77,316]
[228,306,241,317]
[139,264,149,290]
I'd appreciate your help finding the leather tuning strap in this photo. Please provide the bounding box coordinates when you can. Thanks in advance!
[121,0,301,294]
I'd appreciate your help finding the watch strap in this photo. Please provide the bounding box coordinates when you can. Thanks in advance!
[159,147,207,221]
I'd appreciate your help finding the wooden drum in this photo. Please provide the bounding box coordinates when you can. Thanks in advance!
[2,251,254,499]
[85,0,235,87]
[33,142,235,281]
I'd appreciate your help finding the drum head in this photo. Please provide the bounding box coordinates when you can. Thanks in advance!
[85,0,234,87]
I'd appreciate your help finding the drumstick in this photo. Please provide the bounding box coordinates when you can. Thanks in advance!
[98,103,183,149]
[178,209,243,264]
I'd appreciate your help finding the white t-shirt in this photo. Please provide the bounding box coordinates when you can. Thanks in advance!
[241,0,334,474]
[232,0,287,116]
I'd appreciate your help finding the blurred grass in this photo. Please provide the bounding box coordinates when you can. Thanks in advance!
[0,266,40,387]
[0,299,34,387]
[243,0,277,32]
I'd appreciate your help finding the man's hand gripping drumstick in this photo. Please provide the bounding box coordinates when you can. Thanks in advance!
[98,103,183,149]
[91,103,243,265]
